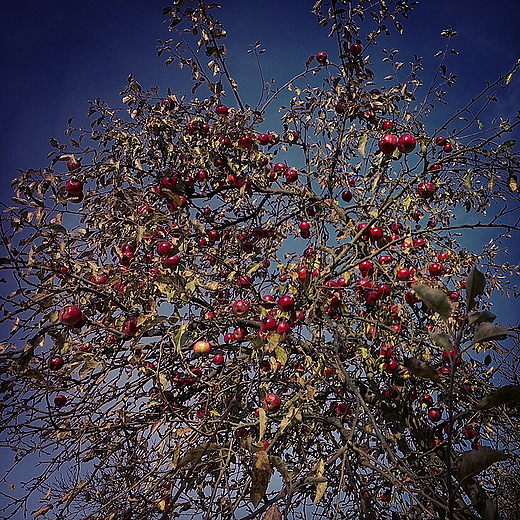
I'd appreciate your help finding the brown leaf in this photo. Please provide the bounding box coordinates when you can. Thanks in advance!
[262,505,282,520]
[251,450,271,507]
[32,505,53,519]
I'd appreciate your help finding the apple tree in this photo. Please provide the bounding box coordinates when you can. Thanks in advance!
[1,1,520,519]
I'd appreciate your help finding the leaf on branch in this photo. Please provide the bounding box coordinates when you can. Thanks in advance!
[262,505,282,520]
[403,357,440,381]
[465,265,485,311]
[411,284,451,319]
[507,172,517,192]
[32,505,53,519]
[476,385,520,410]
[313,458,327,504]
[251,450,271,507]
[357,132,369,157]
[473,322,508,344]
[270,456,291,483]
[173,323,190,355]
[428,330,453,349]
[258,407,267,441]
[468,311,496,326]
[176,442,220,468]
[457,447,508,481]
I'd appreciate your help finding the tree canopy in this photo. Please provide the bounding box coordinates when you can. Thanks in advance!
[1,1,520,520]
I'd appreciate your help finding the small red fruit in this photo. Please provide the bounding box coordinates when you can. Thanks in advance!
[263,393,281,413]
[418,181,436,199]
[65,179,83,195]
[341,190,352,202]
[123,317,139,337]
[428,408,442,422]
[378,134,398,155]
[398,134,416,153]
[232,300,250,317]
[215,105,228,116]
[278,295,295,312]
[350,43,362,56]
[48,356,64,371]
[54,395,67,407]
[157,241,172,257]
[316,52,328,64]
[59,305,83,326]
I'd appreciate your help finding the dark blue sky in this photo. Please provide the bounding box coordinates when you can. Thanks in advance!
[1,0,520,197]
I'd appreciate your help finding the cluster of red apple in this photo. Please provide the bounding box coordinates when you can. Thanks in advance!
[64,157,83,202]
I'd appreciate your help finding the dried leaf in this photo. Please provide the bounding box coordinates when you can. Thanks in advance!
[476,385,520,410]
[411,284,451,319]
[33,505,53,519]
[357,132,369,157]
[313,459,327,504]
[270,456,291,482]
[251,450,271,507]
[262,505,282,520]
[258,407,267,441]
[403,357,440,382]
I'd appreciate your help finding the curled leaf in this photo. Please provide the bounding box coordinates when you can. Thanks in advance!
[473,322,508,344]
[251,450,271,507]
[403,357,440,382]
[457,447,508,481]
[476,385,520,410]
[411,284,451,319]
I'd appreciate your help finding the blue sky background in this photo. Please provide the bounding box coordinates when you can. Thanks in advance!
[0,1,519,515]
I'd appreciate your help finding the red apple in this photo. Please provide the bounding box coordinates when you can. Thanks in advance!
[65,179,83,195]
[232,300,250,317]
[157,241,172,257]
[54,395,67,407]
[278,295,295,312]
[397,268,410,281]
[67,157,81,172]
[59,305,82,326]
[398,134,416,153]
[316,52,328,64]
[263,393,281,413]
[215,105,228,116]
[341,190,352,202]
[418,181,436,199]
[428,408,442,422]
[350,43,362,56]
[48,356,64,371]
[123,317,139,337]
[378,134,398,155]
